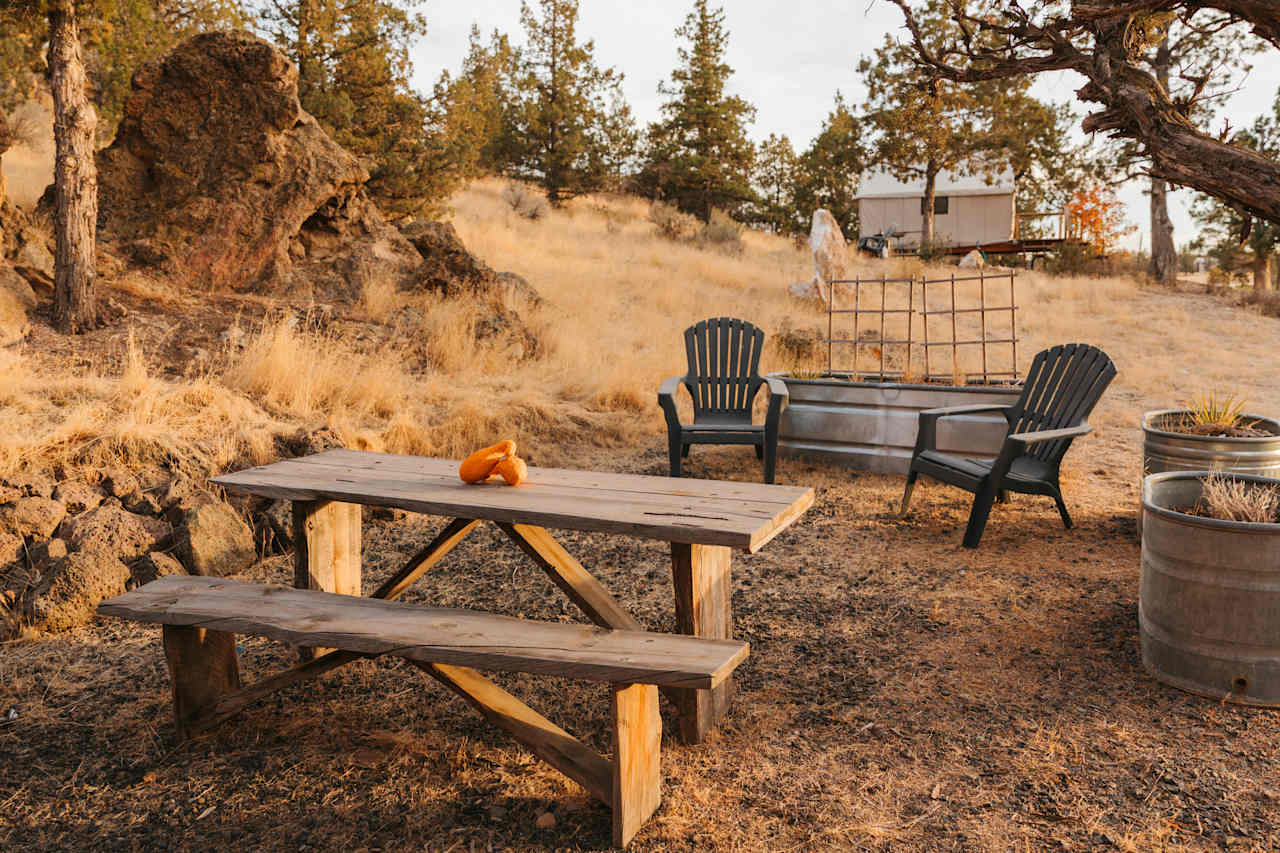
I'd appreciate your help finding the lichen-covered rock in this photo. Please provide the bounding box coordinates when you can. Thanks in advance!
[178,503,255,577]
[52,480,105,515]
[28,551,131,632]
[0,280,29,346]
[0,497,67,540]
[61,501,168,562]
[96,30,420,299]
[399,221,503,297]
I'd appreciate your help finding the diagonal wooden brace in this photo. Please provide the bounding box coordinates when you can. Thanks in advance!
[412,660,661,848]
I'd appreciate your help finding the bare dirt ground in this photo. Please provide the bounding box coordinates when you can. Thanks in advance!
[3,430,1279,851]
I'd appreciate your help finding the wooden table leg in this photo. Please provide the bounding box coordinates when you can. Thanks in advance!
[292,499,362,658]
[670,542,734,744]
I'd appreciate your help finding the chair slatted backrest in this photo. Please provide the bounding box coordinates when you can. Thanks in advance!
[1005,343,1117,463]
[683,317,766,420]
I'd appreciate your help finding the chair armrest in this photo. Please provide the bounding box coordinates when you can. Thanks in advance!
[763,375,790,410]
[1007,424,1092,446]
[658,376,687,430]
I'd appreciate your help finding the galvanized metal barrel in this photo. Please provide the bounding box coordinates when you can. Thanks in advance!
[1142,410,1280,476]
[1140,471,1280,706]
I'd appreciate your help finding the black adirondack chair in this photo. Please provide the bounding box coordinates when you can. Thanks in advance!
[659,317,788,483]
[899,343,1116,548]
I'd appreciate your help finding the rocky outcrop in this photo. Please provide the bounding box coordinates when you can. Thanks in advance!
[96,30,420,299]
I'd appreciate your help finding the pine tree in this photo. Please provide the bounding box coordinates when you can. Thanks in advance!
[793,91,865,238]
[637,0,756,221]
[508,0,633,204]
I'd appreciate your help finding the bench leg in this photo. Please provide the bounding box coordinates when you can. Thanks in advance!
[670,542,733,744]
[162,625,240,740]
[292,499,362,659]
[612,683,661,848]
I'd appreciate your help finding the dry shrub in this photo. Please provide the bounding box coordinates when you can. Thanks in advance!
[1239,288,1280,318]
[1199,473,1280,523]
[501,182,548,221]
[222,318,408,419]
[695,209,744,255]
[648,200,698,242]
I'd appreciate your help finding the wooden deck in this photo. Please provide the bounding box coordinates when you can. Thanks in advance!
[211,449,814,553]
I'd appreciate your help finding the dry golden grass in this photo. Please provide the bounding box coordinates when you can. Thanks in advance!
[4,174,1280,492]
[1198,473,1280,523]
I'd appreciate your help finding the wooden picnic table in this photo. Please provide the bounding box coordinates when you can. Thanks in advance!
[211,448,814,743]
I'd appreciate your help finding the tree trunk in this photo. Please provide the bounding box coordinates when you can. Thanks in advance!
[922,162,937,246]
[1254,253,1274,291]
[49,1,98,334]
[1148,38,1177,285]
[1150,178,1177,283]
[0,106,9,206]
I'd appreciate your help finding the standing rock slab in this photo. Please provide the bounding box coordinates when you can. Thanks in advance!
[958,249,984,269]
[178,503,255,577]
[809,209,849,291]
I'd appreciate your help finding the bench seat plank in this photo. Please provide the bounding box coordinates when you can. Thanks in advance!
[99,576,749,690]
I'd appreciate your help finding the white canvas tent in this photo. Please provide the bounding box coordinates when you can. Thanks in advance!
[856,168,1016,249]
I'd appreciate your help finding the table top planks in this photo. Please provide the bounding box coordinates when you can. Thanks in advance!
[211,449,813,552]
[100,576,749,689]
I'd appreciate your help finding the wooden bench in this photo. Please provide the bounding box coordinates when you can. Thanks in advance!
[99,575,749,847]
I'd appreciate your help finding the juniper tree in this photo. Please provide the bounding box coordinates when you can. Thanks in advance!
[507,0,633,204]
[637,0,756,221]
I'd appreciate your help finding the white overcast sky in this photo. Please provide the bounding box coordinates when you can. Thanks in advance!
[411,1,1277,250]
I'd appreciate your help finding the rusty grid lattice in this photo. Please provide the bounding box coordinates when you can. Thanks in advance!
[825,271,1019,385]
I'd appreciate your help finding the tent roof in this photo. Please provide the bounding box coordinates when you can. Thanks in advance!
[856,168,1015,199]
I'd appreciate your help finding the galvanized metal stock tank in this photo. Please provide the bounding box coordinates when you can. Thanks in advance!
[772,375,1022,475]
[1142,409,1280,476]
[1140,471,1280,706]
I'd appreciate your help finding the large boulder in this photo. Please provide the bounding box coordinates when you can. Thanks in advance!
[28,551,131,633]
[177,502,255,577]
[0,497,66,540]
[96,30,420,299]
[400,221,504,297]
[0,272,29,346]
[809,209,849,291]
[61,501,167,561]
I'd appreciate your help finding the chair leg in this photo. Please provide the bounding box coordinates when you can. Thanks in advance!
[997,489,1010,504]
[1054,492,1073,529]
[754,443,764,460]
[899,471,918,516]
[962,485,999,549]
[762,438,778,484]
[667,431,683,478]
[681,443,691,459]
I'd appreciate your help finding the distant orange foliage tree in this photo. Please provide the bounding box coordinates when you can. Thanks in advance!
[1067,184,1134,254]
